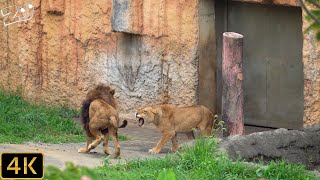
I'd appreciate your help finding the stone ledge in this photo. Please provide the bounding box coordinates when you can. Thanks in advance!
[220,125,320,169]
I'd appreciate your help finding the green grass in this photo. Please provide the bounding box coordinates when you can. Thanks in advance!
[44,138,319,180]
[95,139,318,180]
[0,89,127,143]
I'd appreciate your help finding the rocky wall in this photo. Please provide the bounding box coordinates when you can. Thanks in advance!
[0,0,199,120]
[303,7,320,125]
[220,126,320,169]
[1,0,320,126]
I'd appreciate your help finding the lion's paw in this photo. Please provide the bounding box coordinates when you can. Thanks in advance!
[78,147,89,153]
[171,146,180,152]
[148,148,159,154]
[103,149,111,155]
[113,154,121,159]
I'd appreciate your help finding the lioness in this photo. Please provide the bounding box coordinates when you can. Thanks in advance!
[135,104,216,154]
[78,84,127,158]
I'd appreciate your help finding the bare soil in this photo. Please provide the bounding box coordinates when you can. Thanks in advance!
[0,124,190,169]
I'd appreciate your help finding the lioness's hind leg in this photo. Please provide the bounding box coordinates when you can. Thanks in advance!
[205,116,214,136]
[198,124,213,137]
[204,126,212,137]
[199,117,213,137]
[186,131,195,140]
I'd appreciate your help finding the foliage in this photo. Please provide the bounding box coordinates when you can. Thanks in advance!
[0,88,84,143]
[94,138,318,180]
[157,169,176,180]
[43,162,102,180]
[301,0,320,41]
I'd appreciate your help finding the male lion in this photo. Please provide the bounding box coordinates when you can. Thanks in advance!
[78,84,127,158]
[135,104,216,154]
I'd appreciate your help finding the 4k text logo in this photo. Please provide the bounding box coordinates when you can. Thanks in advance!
[1,153,43,179]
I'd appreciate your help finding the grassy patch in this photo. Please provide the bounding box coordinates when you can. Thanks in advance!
[117,134,129,141]
[44,163,102,180]
[0,89,127,143]
[44,138,318,180]
[94,139,317,180]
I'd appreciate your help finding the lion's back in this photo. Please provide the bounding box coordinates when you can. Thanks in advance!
[89,99,118,120]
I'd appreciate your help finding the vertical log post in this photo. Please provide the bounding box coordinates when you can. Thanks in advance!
[222,32,244,136]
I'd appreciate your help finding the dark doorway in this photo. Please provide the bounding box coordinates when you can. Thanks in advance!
[216,1,303,129]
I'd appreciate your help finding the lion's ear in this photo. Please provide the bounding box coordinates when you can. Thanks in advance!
[151,108,161,125]
[151,108,161,116]
[110,89,115,96]
[151,108,158,114]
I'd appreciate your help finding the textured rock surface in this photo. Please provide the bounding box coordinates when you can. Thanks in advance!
[303,4,320,125]
[0,0,319,125]
[220,126,320,169]
[0,0,198,120]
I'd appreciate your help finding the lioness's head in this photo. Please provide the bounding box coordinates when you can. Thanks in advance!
[135,106,158,127]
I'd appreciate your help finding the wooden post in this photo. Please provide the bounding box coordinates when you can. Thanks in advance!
[222,32,244,136]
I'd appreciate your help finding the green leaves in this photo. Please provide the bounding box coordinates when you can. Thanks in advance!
[317,31,320,40]
[305,9,320,41]
[44,162,102,180]
[0,89,84,143]
[0,88,128,143]
[303,1,320,41]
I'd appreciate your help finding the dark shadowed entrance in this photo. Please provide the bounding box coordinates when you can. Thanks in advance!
[216,1,303,129]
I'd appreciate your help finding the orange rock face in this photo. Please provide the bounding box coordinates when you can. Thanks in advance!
[302,5,320,126]
[0,0,199,119]
[0,0,319,126]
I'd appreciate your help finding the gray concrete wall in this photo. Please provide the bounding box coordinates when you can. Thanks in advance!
[198,0,217,114]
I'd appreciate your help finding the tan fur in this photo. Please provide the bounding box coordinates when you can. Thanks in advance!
[136,104,216,154]
[78,85,126,158]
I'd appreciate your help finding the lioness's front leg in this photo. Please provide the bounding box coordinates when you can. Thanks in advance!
[149,131,175,154]
[171,133,179,152]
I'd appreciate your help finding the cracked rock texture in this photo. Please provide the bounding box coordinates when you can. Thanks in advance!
[220,126,320,169]
[303,4,320,125]
[0,0,198,119]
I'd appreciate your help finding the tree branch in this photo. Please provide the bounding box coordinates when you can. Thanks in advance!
[306,0,320,9]
[298,0,320,24]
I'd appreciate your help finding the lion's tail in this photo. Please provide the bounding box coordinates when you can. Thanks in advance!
[118,120,128,128]
[81,99,94,137]
[110,117,128,129]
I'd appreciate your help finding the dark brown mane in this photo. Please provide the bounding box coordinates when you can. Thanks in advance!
[81,84,117,137]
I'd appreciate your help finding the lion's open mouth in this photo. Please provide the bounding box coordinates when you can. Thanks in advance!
[138,118,144,127]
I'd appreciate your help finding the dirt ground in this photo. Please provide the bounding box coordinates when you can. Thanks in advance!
[0,124,191,169]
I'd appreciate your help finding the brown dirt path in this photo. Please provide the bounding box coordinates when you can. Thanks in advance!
[0,124,191,169]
